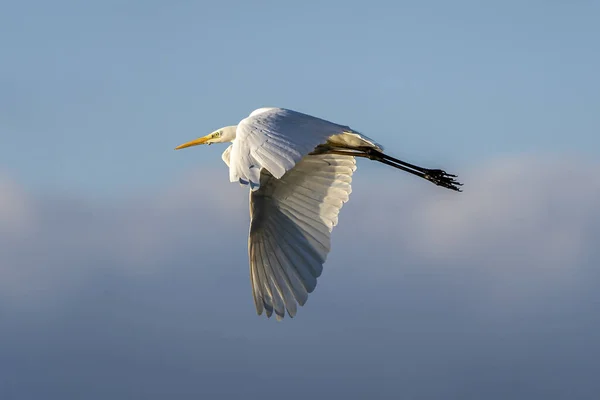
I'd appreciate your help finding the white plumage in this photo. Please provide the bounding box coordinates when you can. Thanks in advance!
[175,107,462,320]
[248,153,356,319]
[228,107,381,190]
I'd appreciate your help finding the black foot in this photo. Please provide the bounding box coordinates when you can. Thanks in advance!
[424,169,463,192]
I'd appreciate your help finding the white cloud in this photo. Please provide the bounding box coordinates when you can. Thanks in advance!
[1,156,598,304]
[0,173,34,237]
[1,155,599,399]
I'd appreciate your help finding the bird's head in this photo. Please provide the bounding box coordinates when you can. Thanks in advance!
[174,125,237,150]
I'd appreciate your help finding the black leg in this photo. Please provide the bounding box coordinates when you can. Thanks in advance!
[317,148,463,192]
[359,148,462,192]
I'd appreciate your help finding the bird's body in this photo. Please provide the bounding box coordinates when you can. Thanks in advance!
[220,107,382,168]
[226,107,383,190]
[176,107,461,320]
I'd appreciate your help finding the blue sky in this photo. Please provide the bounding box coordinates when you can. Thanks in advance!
[2,0,598,195]
[2,1,600,399]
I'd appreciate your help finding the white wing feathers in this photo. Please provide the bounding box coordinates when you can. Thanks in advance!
[248,153,357,319]
[229,108,352,190]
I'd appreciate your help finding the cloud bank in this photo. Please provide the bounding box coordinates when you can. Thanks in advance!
[1,155,599,399]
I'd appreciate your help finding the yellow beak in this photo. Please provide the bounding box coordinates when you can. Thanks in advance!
[174,134,211,150]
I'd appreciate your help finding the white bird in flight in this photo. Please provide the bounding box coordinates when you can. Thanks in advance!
[175,107,462,320]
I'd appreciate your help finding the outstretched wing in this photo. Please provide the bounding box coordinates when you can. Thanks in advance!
[229,108,351,190]
[248,153,357,320]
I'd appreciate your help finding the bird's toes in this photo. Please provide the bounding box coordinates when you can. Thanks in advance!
[424,169,463,192]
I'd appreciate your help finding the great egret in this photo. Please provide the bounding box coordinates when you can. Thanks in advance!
[175,107,461,320]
